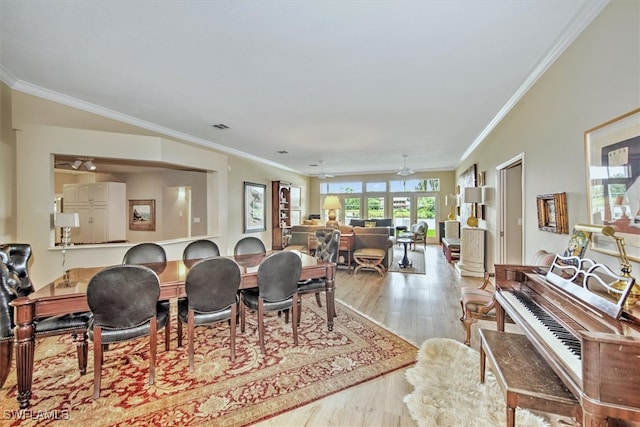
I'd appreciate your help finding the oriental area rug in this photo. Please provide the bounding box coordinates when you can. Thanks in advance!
[1,300,416,426]
[404,338,560,427]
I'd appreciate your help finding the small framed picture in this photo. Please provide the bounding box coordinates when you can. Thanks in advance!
[129,199,156,231]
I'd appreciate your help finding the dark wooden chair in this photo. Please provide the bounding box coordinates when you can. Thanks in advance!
[240,251,302,354]
[177,257,241,371]
[87,264,170,399]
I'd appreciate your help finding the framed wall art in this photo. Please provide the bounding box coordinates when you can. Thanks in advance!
[458,163,477,226]
[536,192,568,234]
[585,108,640,260]
[129,199,156,231]
[243,182,266,233]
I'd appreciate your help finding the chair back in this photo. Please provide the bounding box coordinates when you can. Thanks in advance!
[0,243,34,295]
[185,257,241,312]
[257,251,302,302]
[87,264,160,329]
[234,237,266,256]
[123,243,167,274]
[123,243,167,264]
[315,229,340,263]
[183,240,220,266]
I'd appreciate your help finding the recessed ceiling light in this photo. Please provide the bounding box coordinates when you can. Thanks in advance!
[211,124,229,129]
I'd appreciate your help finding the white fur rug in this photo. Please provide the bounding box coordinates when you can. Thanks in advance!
[404,338,551,427]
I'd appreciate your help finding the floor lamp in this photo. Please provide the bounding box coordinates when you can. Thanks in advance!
[55,212,80,285]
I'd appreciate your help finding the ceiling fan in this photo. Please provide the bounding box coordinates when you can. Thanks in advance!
[317,160,335,179]
[397,154,414,176]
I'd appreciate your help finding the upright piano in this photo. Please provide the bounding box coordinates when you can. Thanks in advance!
[495,255,640,426]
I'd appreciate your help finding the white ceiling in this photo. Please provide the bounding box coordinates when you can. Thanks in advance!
[0,1,607,177]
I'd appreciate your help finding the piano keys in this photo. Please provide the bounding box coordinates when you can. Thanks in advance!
[494,254,640,425]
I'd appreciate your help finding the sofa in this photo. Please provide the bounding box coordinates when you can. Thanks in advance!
[349,219,395,236]
[353,226,394,269]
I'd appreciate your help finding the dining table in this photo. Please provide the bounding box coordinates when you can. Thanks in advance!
[8,250,336,409]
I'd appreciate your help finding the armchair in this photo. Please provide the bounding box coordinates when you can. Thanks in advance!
[399,221,428,250]
[0,243,91,388]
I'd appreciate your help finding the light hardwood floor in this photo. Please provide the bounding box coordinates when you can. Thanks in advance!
[255,244,487,427]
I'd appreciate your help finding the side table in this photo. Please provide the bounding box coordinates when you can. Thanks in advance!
[397,238,412,268]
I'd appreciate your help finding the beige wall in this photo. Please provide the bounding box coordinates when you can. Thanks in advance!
[458,0,640,273]
[0,82,16,242]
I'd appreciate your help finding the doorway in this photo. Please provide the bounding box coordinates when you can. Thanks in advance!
[497,155,524,264]
[391,194,438,243]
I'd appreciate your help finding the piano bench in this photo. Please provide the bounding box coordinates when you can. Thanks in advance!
[479,328,581,427]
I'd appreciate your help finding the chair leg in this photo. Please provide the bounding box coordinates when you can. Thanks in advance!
[72,332,88,375]
[164,317,170,352]
[292,293,299,346]
[463,310,476,346]
[177,317,183,347]
[188,310,195,372]
[92,328,103,399]
[315,292,322,307]
[258,299,266,354]
[240,301,246,333]
[0,340,13,388]
[149,318,157,386]
[230,304,237,362]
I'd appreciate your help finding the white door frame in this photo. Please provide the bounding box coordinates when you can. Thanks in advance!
[496,153,525,264]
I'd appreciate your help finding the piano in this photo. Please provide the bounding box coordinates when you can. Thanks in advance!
[495,254,640,426]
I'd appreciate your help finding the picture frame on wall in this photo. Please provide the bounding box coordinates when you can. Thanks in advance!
[585,108,640,260]
[129,199,156,231]
[243,182,266,233]
[536,192,568,234]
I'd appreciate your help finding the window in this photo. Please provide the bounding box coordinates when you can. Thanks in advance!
[320,182,362,194]
[389,179,440,192]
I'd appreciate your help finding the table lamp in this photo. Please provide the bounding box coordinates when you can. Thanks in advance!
[464,187,483,227]
[445,194,457,220]
[55,212,80,285]
[323,195,342,229]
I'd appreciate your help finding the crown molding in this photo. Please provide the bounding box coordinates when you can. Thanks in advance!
[6,78,301,174]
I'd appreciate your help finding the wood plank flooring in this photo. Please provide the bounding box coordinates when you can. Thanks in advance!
[255,244,486,427]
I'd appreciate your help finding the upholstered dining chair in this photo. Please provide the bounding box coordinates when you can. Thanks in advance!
[0,244,91,388]
[182,240,220,267]
[297,228,340,314]
[400,221,428,250]
[122,242,170,350]
[234,237,266,256]
[87,264,170,399]
[240,251,302,354]
[177,257,241,371]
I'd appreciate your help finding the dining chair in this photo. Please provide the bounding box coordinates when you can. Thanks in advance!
[177,257,241,371]
[240,251,302,354]
[182,239,220,267]
[297,229,340,314]
[0,244,91,388]
[234,237,266,256]
[123,242,167,273]
[87,264,170,399]
[122,242,171,350]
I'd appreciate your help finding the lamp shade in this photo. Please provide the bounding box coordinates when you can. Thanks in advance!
[55,212,80,228]
[322,195,342,210]
[445,194,457,206]
[464,187,483,204]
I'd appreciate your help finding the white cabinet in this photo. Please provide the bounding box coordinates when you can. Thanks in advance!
[63,182,126,244]
[455,227,485,277]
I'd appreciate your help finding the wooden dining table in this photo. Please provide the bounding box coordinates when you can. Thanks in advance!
[9,251,336,409]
